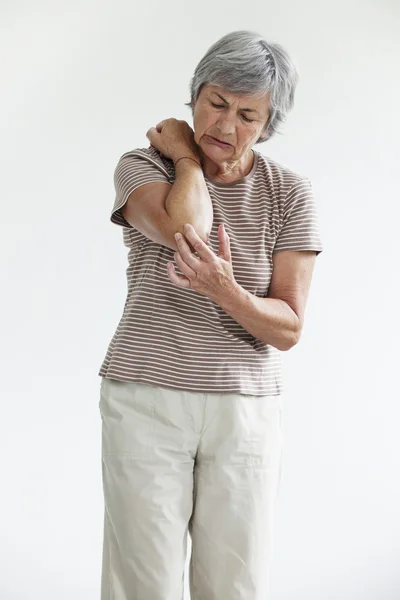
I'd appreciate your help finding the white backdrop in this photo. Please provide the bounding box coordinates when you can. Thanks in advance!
[1,1,399,598]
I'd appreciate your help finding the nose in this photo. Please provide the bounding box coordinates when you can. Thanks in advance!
[216,112,236,137]
[217,119,235,143]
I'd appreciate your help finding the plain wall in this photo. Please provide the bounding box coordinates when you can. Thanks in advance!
[1,0,399,598]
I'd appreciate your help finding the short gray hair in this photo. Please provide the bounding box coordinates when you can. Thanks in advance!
[185,30,299,143]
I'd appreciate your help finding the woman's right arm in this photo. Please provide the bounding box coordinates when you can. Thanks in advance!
[121,156,214,252]
[165,157,213,240]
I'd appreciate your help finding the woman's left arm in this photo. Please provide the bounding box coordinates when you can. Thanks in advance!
[168,223,317,352]
[218,250,317,351]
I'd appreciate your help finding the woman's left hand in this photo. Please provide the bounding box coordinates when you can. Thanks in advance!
[167,223,237,302]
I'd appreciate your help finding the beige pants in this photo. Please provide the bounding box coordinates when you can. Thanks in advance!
[99,376,284,600]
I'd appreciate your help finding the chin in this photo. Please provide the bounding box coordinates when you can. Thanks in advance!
[199,145,220,163]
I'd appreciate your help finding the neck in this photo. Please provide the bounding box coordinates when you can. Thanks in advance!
[199,149,254,184]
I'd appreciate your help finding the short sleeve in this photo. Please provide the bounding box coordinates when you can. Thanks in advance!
[110,148,173,228]
[273,178,323,256]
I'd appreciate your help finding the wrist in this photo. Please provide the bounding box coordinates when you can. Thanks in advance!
[172,152,201,166]
[214,280,246,311]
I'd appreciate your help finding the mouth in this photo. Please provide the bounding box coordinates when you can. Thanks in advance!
[206,135,232,148]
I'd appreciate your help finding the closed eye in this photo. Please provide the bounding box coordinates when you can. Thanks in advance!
[210,101,253,123]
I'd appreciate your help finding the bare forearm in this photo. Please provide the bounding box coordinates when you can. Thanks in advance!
[165,159,214,240]
[216,282,301,351]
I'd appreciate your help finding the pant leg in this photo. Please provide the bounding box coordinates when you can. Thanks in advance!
[188,392,284,600]
[99,377,199,600]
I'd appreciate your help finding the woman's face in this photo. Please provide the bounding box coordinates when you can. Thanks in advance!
[192,84,270,162]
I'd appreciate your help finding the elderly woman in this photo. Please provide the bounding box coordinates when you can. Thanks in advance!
[98,30,323,600]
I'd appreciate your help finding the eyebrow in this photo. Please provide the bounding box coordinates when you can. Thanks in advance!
[212,91,260,115]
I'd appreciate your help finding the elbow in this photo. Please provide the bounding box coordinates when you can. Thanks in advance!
[202,229,211,244]
[280,324,302,352]
[195,222,212,244]
[195,226,210,245]
[176,222,210,245]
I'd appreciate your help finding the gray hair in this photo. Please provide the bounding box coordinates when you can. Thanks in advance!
[185,30,299,143]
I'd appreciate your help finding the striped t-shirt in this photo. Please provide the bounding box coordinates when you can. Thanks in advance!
[98,146,323,396]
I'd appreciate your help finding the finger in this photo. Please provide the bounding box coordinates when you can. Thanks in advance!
[174,232,202,268]
[218,223,231,261]
[147,122,164,141]
[181,224,215,262]
[149,142,165,158]
[167,262,191,288]
[174,251,197,279]
[156,119,168,131]
[146,127,158,142]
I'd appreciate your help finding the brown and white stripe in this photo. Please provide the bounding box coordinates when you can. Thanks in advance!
[99,146,323,396]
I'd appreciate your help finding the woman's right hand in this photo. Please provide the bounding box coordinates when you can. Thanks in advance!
[146,118,200,163]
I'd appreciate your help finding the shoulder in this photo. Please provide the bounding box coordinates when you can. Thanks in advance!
[117,146,175,182]
[255,151,309,194]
